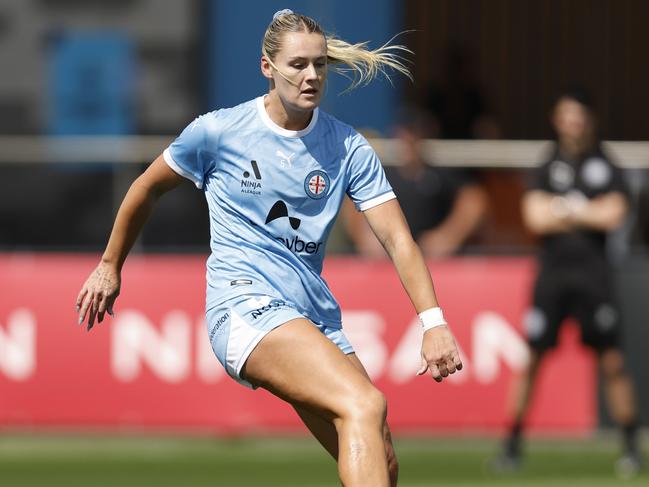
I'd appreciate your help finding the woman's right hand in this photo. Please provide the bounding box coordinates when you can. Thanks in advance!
[76,262,121,331]
[72,154,183,331]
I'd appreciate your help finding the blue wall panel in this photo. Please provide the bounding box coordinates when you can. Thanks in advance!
[49,32,134,135]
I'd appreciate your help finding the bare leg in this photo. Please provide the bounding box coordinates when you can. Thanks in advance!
[599,348,638,426]
[496,348,544,468]
[598,348,643,476]
[293,353,399,486]
[508,349,544,424]
[242,319,390,487]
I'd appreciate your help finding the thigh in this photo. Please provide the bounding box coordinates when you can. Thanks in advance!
[293,353,372,458]
[571,275,621,350]
[206,292,304,387]
[242,319,380,420]
[292,353,396,468]
[525,270,567,351]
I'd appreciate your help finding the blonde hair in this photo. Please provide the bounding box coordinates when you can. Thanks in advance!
[262,11,412,91]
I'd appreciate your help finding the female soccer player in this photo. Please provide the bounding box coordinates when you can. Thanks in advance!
[76,10,462,486]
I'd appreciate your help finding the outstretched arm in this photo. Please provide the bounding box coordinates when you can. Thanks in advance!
[76,154,185,329]
[362,199,463,382]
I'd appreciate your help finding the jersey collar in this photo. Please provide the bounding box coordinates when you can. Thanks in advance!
[256,96,319,138]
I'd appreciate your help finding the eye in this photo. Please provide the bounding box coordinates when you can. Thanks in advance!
[315,62,326,68]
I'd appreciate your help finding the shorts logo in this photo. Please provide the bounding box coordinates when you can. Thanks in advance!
[247,297,288,320]
[594,303,618,331]
[304,170,330,199]
[524,308,546,340]
[209,311,230,341]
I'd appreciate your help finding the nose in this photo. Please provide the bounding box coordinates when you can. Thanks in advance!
[304,63,318,81]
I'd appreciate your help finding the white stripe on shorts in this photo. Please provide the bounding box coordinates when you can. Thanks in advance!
[226,310,267,380]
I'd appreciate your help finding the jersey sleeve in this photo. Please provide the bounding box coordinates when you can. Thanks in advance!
[345,133,396,211]
[600,148,630,198]
[163,113,215,189]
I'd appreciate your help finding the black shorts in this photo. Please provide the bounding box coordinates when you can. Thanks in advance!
[524,266,621,352]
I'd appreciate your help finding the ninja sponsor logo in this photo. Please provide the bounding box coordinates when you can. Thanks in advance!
[241,160,262,195]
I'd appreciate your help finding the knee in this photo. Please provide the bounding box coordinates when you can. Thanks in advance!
[527,350,544,374]
[359,387,387,425]
[340,385,387,426]
[599,349,627,380]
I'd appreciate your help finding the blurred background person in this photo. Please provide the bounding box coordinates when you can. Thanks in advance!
[497,89,643,476]
[425,42,500,141]
[343,106,488,258]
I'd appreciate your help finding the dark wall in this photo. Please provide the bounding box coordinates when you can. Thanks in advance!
[405,0,649,140]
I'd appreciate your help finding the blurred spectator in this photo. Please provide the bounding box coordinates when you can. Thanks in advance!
[425,43,500,140]
[496,90,643,476]
[343,107,488,258]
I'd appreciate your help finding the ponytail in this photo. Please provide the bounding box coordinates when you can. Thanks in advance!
[325,34,412,91]
[263,10,412,91]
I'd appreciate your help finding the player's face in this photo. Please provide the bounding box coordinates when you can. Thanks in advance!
[267,31,327,112]
[553,98,589,141]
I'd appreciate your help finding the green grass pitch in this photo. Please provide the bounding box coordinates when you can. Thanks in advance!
[0,434,646,486]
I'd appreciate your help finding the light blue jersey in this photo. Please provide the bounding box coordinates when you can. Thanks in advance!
[163,96,395,329]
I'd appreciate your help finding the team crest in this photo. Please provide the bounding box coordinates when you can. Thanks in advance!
[304,170,330,199]
[549,159,574,192]
[581,157,611,189]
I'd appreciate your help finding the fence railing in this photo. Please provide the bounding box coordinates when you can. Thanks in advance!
[1,136,648,168]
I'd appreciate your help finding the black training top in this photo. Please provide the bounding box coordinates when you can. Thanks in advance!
[529,143,629,269]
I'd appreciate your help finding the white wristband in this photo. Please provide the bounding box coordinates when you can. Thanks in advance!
[419,307,447,332]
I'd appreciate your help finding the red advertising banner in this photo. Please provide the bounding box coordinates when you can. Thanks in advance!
[0,254,595,434]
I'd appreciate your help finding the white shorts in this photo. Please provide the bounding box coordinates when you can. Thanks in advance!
[206,292,354,388]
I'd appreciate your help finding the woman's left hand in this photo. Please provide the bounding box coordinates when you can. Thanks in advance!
[417,325,463,382]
